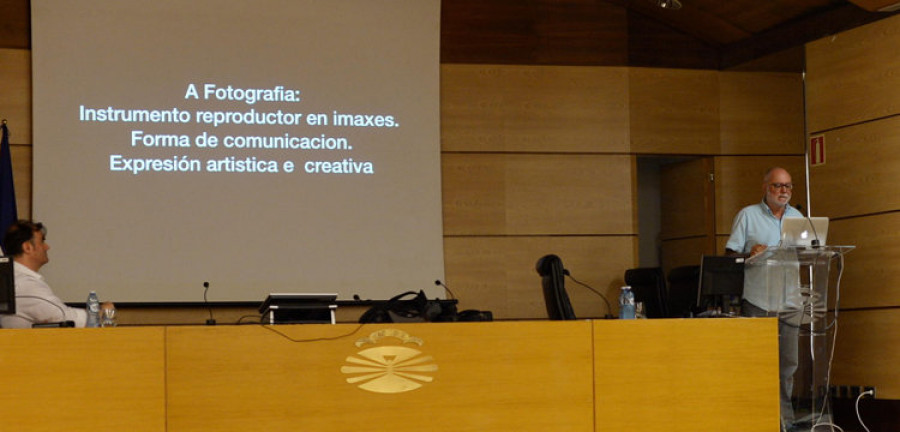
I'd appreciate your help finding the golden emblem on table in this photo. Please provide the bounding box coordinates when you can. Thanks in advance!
[341,328,438,394]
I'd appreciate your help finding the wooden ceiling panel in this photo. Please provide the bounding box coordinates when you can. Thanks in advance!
[693,0,842,33]
[0,0,30,49]
[607,0,752,47]
[1,0,896,70]
[848,0,900,11]
[626,12,720,69]
[441,0,629,66]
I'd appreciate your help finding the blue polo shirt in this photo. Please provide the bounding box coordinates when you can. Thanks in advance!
[726,200,803,254]
[726,199,803,310]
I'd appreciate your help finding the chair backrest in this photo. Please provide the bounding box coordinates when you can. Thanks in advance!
[666,265,701,318]
[536,254,576,320]
[624,267,667,318]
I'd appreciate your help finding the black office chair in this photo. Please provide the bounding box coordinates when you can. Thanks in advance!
[536,254,576,320]
[666,265,701,318]
[624,267,667,318]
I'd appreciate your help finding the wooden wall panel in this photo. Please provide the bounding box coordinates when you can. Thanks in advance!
[442,153,636,235]
[719,71,804,154]
[443,236,636,320]
[660,236,708,276]
[803,14,900,403]
[441,154,507,235]
[11,144,30,218]
[827,214,900,309]
[714,156,807,235]
[715,235,729,255]
[441,64,630,153]
[0,48,31,144]
[806,14,900,133]
[504,154,635,235]
[660,158,712,240]
[832,309,900,398]
[725,46,804,73]
[0,49,32,217]
[629,68,720,154]
[808,118,900,219]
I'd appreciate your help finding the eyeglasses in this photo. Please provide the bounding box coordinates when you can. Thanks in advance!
[769,183,793,190]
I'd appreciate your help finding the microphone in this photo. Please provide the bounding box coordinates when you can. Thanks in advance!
[790,207,821,248]
[795,204,822,247]
[434,279,457,300]
[563,270,614,319]
[806,215,821,247]
[203,281,216,325]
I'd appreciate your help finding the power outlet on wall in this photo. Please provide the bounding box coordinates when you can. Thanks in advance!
[829,385,876,399]
[864,386,876,398]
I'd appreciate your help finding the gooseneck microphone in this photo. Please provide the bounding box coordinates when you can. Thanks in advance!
[806,215,821,247]
[563,270,614,319]
[203,281,216,325]
[434,279,457,300]
[795,205,821,247]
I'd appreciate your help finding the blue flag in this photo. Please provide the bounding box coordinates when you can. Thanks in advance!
[0,122,18,238]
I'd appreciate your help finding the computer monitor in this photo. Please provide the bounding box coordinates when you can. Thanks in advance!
[697,255,744,315]
[0,256,15,314]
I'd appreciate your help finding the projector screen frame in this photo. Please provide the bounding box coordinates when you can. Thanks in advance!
[30,0,446,303]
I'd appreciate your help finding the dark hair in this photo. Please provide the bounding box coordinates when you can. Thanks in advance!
[3,220,46,257]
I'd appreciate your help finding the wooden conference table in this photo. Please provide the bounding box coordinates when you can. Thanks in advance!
[0,319,778,432]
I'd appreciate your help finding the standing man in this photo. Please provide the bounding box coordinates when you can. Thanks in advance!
[726,166,803,258]
[725,167,803,432]
[0,220,87,328]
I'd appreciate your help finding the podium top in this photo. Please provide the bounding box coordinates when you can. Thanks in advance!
[746,245,855,265]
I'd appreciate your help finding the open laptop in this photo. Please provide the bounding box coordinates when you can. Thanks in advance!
[780,216,829,247]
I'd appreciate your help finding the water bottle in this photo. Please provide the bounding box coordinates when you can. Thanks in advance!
[619,286,636,319]
[85,291,100,328]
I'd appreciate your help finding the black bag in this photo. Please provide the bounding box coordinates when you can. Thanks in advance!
[358,290,450,323]
[358,290,493,323]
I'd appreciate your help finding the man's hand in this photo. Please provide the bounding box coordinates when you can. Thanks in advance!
[749,244,768,257]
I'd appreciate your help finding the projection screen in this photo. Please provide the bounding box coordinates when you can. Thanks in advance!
[30,0,444,302]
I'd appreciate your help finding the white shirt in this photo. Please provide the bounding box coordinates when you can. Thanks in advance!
[0,261,87,328]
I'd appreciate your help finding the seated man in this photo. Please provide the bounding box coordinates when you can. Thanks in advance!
[0,220,87,328]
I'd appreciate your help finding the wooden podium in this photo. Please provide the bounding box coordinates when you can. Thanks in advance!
[0,319,778,432]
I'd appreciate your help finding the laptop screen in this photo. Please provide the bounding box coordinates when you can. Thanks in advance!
[781,217,829,247]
